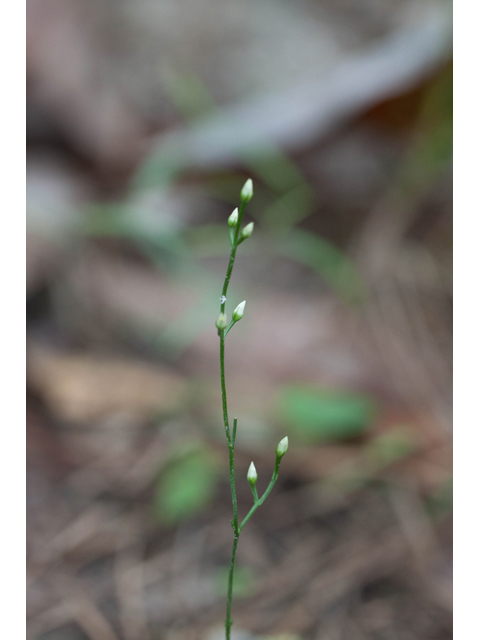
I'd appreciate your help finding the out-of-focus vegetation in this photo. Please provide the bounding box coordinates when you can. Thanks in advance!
[276,385,377,443]
[155,443,220,525]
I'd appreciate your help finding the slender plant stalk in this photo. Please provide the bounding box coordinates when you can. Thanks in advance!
[215,180,288,640]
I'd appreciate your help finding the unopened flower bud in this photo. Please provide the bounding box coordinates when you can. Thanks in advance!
[247,461,257,486]
[240,179,253,202]
[276,436,289,458]
[228,208,239,227]
[232,300,246,322]
[241,222,254,239]
[215,313,227,330]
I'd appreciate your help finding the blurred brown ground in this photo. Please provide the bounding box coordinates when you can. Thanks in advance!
[26,1,452,639]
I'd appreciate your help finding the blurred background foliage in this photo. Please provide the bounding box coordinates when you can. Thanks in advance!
[27,1,452,639]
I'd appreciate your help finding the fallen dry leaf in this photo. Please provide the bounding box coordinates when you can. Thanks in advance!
[27,341,187,423]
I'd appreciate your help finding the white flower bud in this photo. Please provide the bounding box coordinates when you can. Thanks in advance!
[241,222,254,239]
[228,208,239,227]
[215,313,227,330]
[247,461,257,486]
[240,179,253,202]
[276,436,289,458]
[232,300,246,322]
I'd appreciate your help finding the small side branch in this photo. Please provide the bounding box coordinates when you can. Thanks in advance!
[240,457,282,532]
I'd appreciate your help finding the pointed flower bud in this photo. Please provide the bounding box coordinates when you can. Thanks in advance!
[232,300,246,322]
[241,222,254,239]
[228,208,239,227]
[240,178,253,202]
[247,461,257,486]
[276,436,289,458]
[215,313,227,330]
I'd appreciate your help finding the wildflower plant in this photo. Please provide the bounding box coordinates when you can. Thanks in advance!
[216,179,288,640]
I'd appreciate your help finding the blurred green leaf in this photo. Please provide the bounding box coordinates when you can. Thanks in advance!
[260,184,315,229]
[155,446,219,524]
[274,229,365,304]
[364,428,416,471]
[82,201,188,270]
[276,385,376,443]
[131,142,186,192]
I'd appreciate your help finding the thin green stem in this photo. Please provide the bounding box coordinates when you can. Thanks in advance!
[220,328,239,638]
[220,335,231,444]
[225,533,239,640]
[228,442,238,532]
